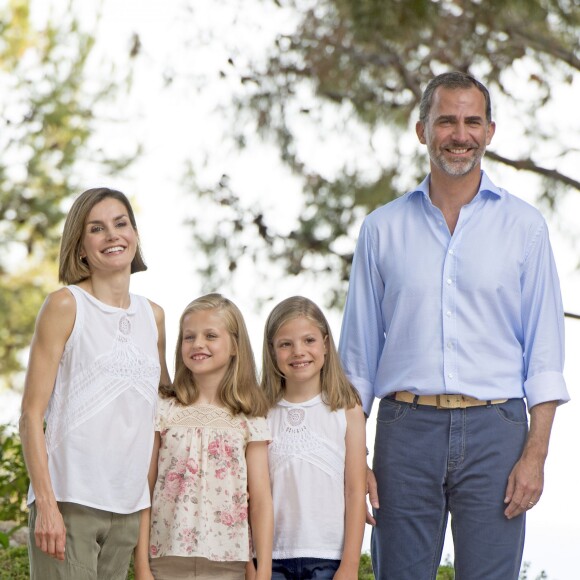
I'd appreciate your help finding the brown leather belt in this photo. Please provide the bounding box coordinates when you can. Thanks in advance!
[393,390,508,409]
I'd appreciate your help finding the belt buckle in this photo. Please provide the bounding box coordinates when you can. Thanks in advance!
[436,394,464,409]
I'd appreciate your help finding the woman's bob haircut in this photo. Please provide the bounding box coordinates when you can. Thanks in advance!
[58,187,147,285]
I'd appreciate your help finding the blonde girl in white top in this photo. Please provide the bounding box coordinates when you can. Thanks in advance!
[19,188,171,580]
[260,296,367,580]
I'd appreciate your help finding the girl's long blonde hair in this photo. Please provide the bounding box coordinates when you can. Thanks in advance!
[162,293,268,418]
[261,296,361,411]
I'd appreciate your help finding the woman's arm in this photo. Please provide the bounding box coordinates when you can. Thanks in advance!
[246,441,273,580]
[134,432,161,580]
[335,405,367,580]
[135,301,166,579]
[149,301,171,386]
[19,289,76,561]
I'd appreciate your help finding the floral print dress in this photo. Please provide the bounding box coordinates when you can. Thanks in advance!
[149,398,270,562]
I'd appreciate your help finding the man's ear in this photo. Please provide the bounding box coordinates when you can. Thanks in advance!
[416,121,426,144]
[486,121,496,146]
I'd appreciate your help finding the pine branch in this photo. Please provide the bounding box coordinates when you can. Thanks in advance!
[486,151,580,191]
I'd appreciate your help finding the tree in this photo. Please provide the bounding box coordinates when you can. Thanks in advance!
[0,424,28,546]
[0,0,138,387]
[184,0,580,308]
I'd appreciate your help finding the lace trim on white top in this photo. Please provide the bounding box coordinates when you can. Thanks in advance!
[162,403,247,430]
[45,314,159,452]
[268,405,344,479]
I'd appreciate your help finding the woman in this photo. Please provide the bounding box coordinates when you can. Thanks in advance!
[19,187,170,580]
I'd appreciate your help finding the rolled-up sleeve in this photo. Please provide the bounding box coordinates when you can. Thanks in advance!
[521,221,569,408]
[339,220,385,416]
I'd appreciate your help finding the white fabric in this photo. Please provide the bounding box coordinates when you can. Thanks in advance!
[267,395,346,560]
[27,285,160,513]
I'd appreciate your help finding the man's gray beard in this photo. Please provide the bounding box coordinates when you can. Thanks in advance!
[428,144,485,177]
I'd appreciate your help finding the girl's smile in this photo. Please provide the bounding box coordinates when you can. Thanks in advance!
[273,315,327,397]
[181,309,235,386]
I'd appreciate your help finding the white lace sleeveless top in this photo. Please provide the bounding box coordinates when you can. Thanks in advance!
[267,394,346,559]
[27,285,160,513]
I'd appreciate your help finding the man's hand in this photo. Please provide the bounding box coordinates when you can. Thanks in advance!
[504,400,557,519]
[34,503,66,560]
[366,466,380,525]
[503,454,544,519]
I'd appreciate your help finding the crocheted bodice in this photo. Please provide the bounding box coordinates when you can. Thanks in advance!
[267,394,347,559]
[28,285,161,514]
[268,402,344,480]
[45,303,159,451]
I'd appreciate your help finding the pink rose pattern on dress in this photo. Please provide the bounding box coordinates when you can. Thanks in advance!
[214,491,248,536]
[160,456,199,500]
[148,402,270,562]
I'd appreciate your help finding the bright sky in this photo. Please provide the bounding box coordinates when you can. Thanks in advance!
[4,1,578,577]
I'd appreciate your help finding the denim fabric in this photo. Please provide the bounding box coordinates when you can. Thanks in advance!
[272,557,341,579]
[371,397,528,580]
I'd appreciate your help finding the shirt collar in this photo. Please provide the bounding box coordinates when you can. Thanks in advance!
[407,170,504,202]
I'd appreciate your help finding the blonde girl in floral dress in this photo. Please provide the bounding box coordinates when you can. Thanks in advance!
[260,296,367,580]
[135,294,273,580]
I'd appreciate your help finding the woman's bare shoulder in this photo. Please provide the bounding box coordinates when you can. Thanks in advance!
[36,287,77,333]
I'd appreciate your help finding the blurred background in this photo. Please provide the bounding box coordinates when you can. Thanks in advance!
[1,0,579,577]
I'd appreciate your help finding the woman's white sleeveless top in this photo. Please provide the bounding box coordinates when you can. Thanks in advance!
[267,394,346,560]
[27,285,160,513]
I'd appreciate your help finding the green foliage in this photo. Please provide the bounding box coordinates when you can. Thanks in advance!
[0,0,138,387]
[520,561,550,579]
[0,426,29,548]
[184,0,580,308]
[0,266,55,385]
[358,551,373,579]
[0,546,29,580]
[437,565,455,580]
[437,559,455,579]
[0,548,549,579]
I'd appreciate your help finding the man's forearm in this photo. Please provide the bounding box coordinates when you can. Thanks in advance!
[523,400,558,461]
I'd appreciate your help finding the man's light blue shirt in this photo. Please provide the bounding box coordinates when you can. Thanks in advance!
[339,171,569,416]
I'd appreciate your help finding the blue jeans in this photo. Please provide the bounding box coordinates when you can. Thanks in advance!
[272,558,341,579]
[371,397,528,580]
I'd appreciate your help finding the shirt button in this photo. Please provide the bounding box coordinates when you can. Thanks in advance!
[446,278,452,285]
[448,372,454,378]
[438,221,444,226]
[448,249,455,255]
[447,341,453,349]
[446,310,452,317]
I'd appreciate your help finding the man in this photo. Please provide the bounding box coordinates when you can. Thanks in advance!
[338,72,569,579]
